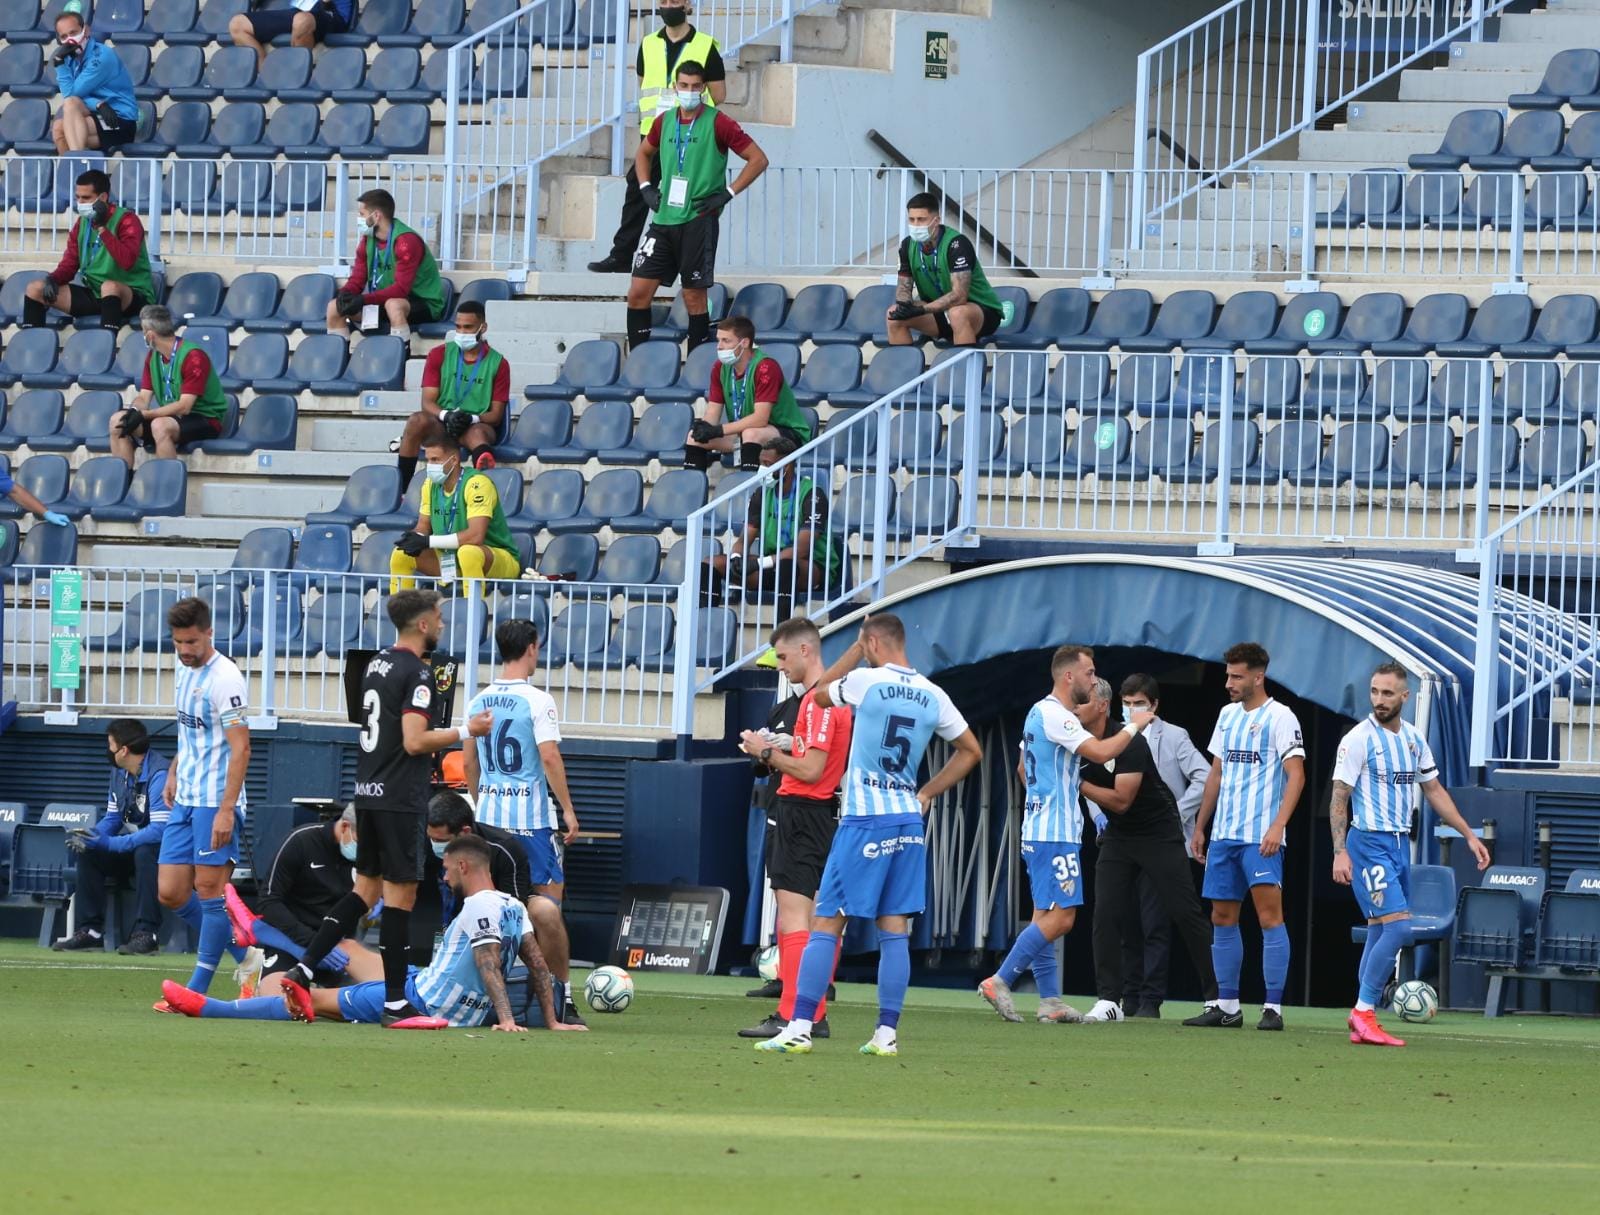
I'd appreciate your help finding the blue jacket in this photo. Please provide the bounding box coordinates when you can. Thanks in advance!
[96,751,170,854]
[56,37,138,123]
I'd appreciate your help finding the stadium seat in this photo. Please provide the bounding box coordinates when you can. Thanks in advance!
[546,603,614,669]
[645,341,717,406]
[905,411,1006,475]
[174,44,257,102]
[1371,293,1469,357]
[1042,352,1112,414]
[1397,171,1465,229]
[1244,293,1344,356]
[1,157,74,210]
[166,161,219,216]
[544,468,642,536]
[220,526,294,590]
[10,821,82,945]
[428,598,482,663]
[347,531,399,581]
[525,339,621,400]
[1532,874,1600,972]
[1185,290,1278,352]
[86,587,178,652]
[291,523,354,586]
[1302,358,1367,417]
[789,344,861,407]
[0,389,64,448]
[233,101,316,160]
[1456,867,1547,970]
[1391,423,1457,488]
[395,0,465,46]
[1170,352,1234,412]
[0,454,68,518]
[537,533,600,581]
[0,272,47,326]
[1257,421,1324,484]
[298,590,365,659]
[363,103,431,158]
[996,285,1088,350]
[0,98,52,154]
[766,283,847,343]
[305,465,403,528]
[1526,173,1588,231]
[418,278,513,339]
[1518,425,1588,487]
[213,160,279,215]
[1539,112,1600,173]
[1186,418,1260,482]
[830,346,924,408]
[1502,294,1598,359]
[1317,168,1404,227]
[124,100,211,158]
[653,285,730,343]
[179,327,230,383]
[366,470,424,532]
[585,342,681,403]
[141,44,204,98]
[8,516,76,584]
[0,328,58,388]
[1065,413,1134,478]
[1456,424,1521,487]
[495,402,572,462]
[1057,288,1155,352]
[600,402,692,466]
[882,475,958,540]
[1560,363,1600,421]
[168,0,246,45]
[986,351,1049,412]
[1326,421,1392,486]
[258,334,347,394]
[0,44,45,96]
[243,272,332,335]
[605,604,675,671]
[94,459,187,521]
[726,283,789,334]
[1425,359,1489,421]
[1127,418,1196,481]
[1509,48,1600,109]
[1408,109,1502,170]
[1436,294,1534,357]
[1474,111,1566,171]
[926,347,988,408]
[503,468,583,534]
[164,272,225,325]
[611,468,708,534]
[1113,354,1177,417]
[234,581,305,656]
[595,534,664,589]
[1121,290,1218,353]
[50,456,127,522]
[0,0,46,43]
[76,332,146,392]
[1455,172,1521,229]
[28,391,123,453]
[215,333,288,394]
[1307,293,1406,354]
[278,44,364,104]
[1496,360,1562,421]
[539,401,634,463]
[811,284,896,347]
[310,335,405,394]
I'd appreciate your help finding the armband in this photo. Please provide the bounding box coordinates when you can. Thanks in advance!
[429,533,462,551]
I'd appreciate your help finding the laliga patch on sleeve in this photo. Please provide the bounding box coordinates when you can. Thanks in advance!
[413,685,432,709]
[478,917,491,930]
[229,695,243,708]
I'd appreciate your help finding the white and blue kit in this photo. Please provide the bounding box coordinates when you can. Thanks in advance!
[338,889,533,1026]
[1202,698,1303,901]
[160,650,248,866]
[812,664,968,919]
[467,678,565,885]
[1335,715,1437,920]
[1018,695,1090,911]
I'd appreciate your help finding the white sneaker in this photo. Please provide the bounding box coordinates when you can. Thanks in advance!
[232,946,265,998]
[859,1026,898,1056]
[754,1021,813,1053]
[1082,998,1125,1023]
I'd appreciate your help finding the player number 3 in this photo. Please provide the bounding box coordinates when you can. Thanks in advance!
[358,688,381,752]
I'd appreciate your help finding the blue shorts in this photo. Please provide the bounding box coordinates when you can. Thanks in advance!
[510,828,565,887]
[157,803,241,867]
[337,970,423,1024]
[813,814,926,920]
[1201,838,1283,902]
[1347,828,1411,920]
[1022,840,1084,911]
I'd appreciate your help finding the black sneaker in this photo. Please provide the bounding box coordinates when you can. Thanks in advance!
[813,1016,830,1039]
[117,930,159,956]
[1257,1008,1284,1031]
[52,927,103,952]
[738,1013,787,1039]
[1133,1002,1162,1019]
[587,255,633,273]
[1182,1004,1244,1028]
[745,978,782,999]
[381,1001,444,1028]
[561,1001,587,1028]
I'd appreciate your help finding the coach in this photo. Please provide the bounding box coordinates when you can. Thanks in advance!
[50,1,139,153]
[24,169,156,331]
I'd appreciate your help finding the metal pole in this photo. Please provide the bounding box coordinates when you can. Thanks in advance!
[957,351,982,542]
[258,570,278,728]
[610,0,631,176]
[780,0,794,62]
[441,45,462,267]
[462,578,483,708]
[1470,0,1484,44]
[1301,0,1322,130]
[870,409,894,603]
[1469,536,1499,767]
[670,523,703,746]
[1131,50,1150,251]
[1509,173,1526,288]
[1211,359,1236,553]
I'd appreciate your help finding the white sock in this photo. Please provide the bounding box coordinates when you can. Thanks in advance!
[392,325,413,343]
[871,1025,896,1045]
[1218,998,1241,1014]
[1264,1002,1282,1014]
[1354,999,1374,1013]
[788,1017,813,1036]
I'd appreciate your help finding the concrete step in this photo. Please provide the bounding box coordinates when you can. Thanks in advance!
[1346,99,1493,133]
[1499,11,1600,45]
[199,481,342,520]
[311,418,407,452]
[1399,65,1541,103]
[1450,41,1576,73]
[1297,128,1440,163]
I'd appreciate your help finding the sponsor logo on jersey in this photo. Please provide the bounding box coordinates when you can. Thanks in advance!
[1370,889,1385,908]
[177,711,206,729]
[354,781,385,798]
[1388,772,1416,786]
[863,832,923,860]
[1060,878,1076,897]
[1225,750,1264,763]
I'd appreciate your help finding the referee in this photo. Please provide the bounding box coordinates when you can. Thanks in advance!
[735,617,851,1039]
[623,60,768,353]
[284,590,492,1028]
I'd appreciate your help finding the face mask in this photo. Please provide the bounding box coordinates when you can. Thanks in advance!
[677,89,703,110]
[77,201,97,217]
[659,7,688,26]
[107,749,121,767]
[716,346,739,365]
[430,839,449,859]
[355,216,372,236]
[909,223,933,243]
[339,839,358,863]
[424,462,447,484]
[450,329,481,350]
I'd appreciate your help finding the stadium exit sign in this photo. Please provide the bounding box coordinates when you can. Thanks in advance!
[924,30,949,79]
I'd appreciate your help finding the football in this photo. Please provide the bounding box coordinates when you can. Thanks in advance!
[584,965,634,1013]
[756,944,780,982]
[1392,980,1438,1023]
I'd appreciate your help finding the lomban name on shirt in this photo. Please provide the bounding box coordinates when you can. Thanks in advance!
[875,684,931,706]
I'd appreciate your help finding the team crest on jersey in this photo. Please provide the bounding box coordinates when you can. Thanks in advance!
[1060,878,1076,897]
[1370,889,1385,908]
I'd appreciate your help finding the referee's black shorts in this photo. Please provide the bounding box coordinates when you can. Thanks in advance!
[631,214,719,289]
[354,806,427,885]
[768,795,838,897]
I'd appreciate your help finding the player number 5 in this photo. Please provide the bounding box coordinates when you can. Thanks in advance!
[880,715,915,775]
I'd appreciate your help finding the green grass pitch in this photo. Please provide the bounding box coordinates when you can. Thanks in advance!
[2,942,1596,1213]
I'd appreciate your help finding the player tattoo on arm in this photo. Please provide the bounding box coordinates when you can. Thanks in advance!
[895,273,914,304]
[473,940,519,1030]
[517,930,559,1028]
[926,270,971,313]
[1329,781,1352,852]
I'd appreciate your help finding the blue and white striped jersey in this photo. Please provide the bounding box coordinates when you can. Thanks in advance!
[829,664,968,818]
[1334,715,1437,834]
[1019,695,1090,844]
[411,888,532,1028]
[467,679,562,831]
[173,651,248,809]
[1207,699,1304,843]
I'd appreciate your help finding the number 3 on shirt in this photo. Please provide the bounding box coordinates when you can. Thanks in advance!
[358,689,381,752]
[880,715,915,775]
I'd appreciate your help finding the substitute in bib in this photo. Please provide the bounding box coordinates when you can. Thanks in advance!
[390,419,521,592]
[888,192,1006,348]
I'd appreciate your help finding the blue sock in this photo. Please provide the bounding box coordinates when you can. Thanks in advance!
[876,931,910,1031]
[200,994,293,1021]
[1262,924,1290,1006]
[997,922,1048,988]
[177,893,246,963]
[1358,920,1412,1007]
[791,930,839,1022]
[1029,937,1061,1000]
[186,896,231,994]
[1212,924,1243,1000]
[250,920,306,963]
[1357,923,1379,988]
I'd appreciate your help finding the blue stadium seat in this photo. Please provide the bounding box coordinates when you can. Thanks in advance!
[1504,294,1598,359]
[310,335,405,394]
[833,473,889,535]
[0,43,45,96]
[223,528,294,593]
[462,0,522,39]
[1371,293,1469,357]
[645,341,717,406]
[653,285,731,343]
[479,467,525,522]
[213,160,279,216]
[504,468,583,533]
[656,536,706,587]
[1358,357,1426,422]
[165,271,225,324]
[790,344,861,407]
[299,590,364,659]
[991,286,1031,343]
[999,286,1090,350]
[168,0,246,44]
[692,605,738,669]
[351,531,401,579]
[1302,357,1367,418]
[79,332,148,391]
[525,339,620,400]
[363,103,430,158]
[0,99,52,154]
[926,346,988,408]
[173,44,256,102]
[166,161,219,216]
[397,0,465,46]
[1474,111,1566,171]
[882,410,945,472]
[234,101,318,159]
[1,158,75,211]
[1324,421,1391,486]
[728,282,789,333]
[545,468,644,535]
[1509,48,1600,109]
[50,451,128,518]
[1240,357,1301,418]
[1533,877,1600,972]
[113,43,151,93]
[86,587,177,652]
[432,599,484,663]
[986,351,1049,412]
[325,0,409,45]
[1317,168,1404,227]
[124,100,212,158]
[1258,421,1324,484]
[306,465,402,528]
[1526,173,1589,231]
[281,45,365,103]
[180,326,230,382]
[810,284,896,347]
[1307,293,1406,354]
[97,0,157,38]
[308,101,375,158]
[905,412,1006,475]
[141,44,204,97]
[1496,360,1562,421]
[550,0,624,48]
[1560,363,1600,421]
[536,532,600,581]
[238,45,313,102]
[469,47,532,102]
[605,603,675,671]
[1518,425,1589,487]
[1436,294,1534,358]
[0,0,46,43]
[495,402,571,462]
[362,46,422,101]
[366,470,425,532]
[1455,172,1520,229]
[1187,290,1279,352]
[1455,867,1546,969]
[1456,423,1520,487]
[595,534,663,589]
[1127,418,1196,481]
[1392,423,1458,489]
[1065,413,1134,478]
[1398,171,1465,229]
[0,389,64,448]
[32,328,113,388]
[8,517,77,585]
[539,401,634,463]
[1188,419,1260,483]
[611,467,707,534]
[393,43,451,102]
[291,523,354,586]
[1170,352,1234,412]
[883,475,958,540]
[1057,288,1155,352]
[830,346,924,407]
[1044,353,1113,413]
[1120,289,1218,353]
[94,459,187,521]
[0,329,59,388]
[767,283,847,343]
[585,341,681,403]
[11,820,82,943]
[1115,354,1176,417]
[258,334,346,393]
[216,333,288,392]
[245,272,333,335]
[231,582,305,657]
[546,603,614,669]
[1409,109,1502,170]
[28,391,122,453]
[599,402,691,465]
[1536,112,1600,173]
[418,278,513,339]
[1426,360,1490,421]
[0,455,66,522]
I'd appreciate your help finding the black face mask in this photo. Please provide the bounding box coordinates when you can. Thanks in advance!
[659,7,688,26]
[108,749,121,768]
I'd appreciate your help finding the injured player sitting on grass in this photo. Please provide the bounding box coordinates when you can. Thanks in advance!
[162,835,588,1033]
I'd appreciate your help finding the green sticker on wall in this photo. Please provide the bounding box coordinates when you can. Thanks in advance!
[1095,421,1116,450]
[1303,308,1327,337]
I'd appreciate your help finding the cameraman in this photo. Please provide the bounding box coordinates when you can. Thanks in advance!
[393,301,512,484]
[23,169,156,332]
[108,306,229,469]
[50,1,139,153]
[54,719,170,956]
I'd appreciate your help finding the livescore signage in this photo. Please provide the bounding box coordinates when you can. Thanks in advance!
[609,884,729,975]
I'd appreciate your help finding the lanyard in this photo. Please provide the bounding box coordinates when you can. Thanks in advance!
[673,111,695,176]
[451,345,487,407]
[366,233,393,292]
[80,214,104,270]
[156,347,180,402]
[729,362,747,417]
[439,472,466,534]
[914,234,942,291]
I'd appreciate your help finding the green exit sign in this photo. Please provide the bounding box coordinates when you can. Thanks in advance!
[924,30,949,80]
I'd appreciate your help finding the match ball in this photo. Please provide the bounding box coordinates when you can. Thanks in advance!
[756,944,780,982]
[1392,980,1438,1023]
[584,965,634,1013]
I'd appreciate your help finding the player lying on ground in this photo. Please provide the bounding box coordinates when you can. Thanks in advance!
[163,835,587,1033]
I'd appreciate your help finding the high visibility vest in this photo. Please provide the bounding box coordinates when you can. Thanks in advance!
[639,28,719,133]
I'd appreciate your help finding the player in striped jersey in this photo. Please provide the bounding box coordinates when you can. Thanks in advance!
[758,614,982,1057]
[163,835,588,1033]
[978,645,1153,1025]
[1185,642,1305,1031]
[154,596,254,1005]
[1331,663,1489,1047]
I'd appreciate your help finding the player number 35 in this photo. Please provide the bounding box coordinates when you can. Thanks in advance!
[1051,853,1081,882]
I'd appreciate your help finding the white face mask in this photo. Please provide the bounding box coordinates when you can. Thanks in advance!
[450,329,481,350]
[339,838,358,863]
[424,461,448,484]
[909,223,933,243]
[355,215,372,235]
[76,201,97,217]
[430,839,449,859]
[677,89,703,110]
[715,346,740,365]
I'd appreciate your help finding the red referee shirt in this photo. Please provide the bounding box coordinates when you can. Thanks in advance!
[777,688,852,801]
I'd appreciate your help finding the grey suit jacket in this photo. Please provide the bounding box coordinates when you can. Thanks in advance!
[1143,717,1210,848]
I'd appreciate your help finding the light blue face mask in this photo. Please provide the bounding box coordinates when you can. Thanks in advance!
[676,89,702,110]
[908,223,933,243]
[339,838,358,863]
[430,839,449,859]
